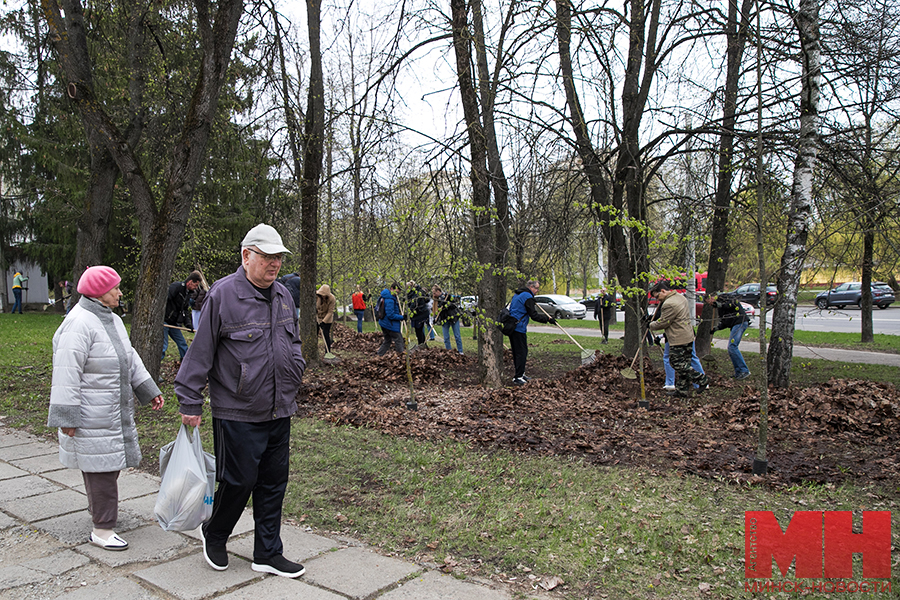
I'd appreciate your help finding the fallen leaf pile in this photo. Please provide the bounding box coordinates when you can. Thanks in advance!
[298,324,900,488]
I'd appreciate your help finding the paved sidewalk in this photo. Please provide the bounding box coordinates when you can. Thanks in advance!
[0,426,543,600]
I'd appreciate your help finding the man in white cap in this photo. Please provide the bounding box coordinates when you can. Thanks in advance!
[175,224,307,578]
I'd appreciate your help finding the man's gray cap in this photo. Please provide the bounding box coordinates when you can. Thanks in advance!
[241,223,292,255]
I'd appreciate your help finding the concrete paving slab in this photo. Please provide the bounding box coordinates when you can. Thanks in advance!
[9,452,66,474]
[0,441,57,460]
[42,468,85,489]
[0,429,39,448]
[34,509,146,545]
[0,462,28,481]
[120,492,160,523]
[0,564,51,589]
[22,549,90,575]
[133,552,262,600]
[216,575,345,599]
[0,512,16,530]
[0,474,61,502]
[230,524,338,563]
[381,570,513,600]
[117,470,161,501]
[76,525,191,567]
[179,509,255,542]
[53,576,167,600]
[303,546,420,599]
[1,488,86,522]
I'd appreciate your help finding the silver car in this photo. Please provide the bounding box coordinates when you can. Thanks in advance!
[533,294,587,319]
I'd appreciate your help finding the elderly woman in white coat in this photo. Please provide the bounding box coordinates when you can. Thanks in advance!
[47,266,164,551]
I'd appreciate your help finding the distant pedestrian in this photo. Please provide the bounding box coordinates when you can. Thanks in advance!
[508,280,555,385]
[648,280,709,398]
[432,285,464,354]
[58,280,74,314]
[48,266,164,551]
[705,292,751,380]
[377,283,405,355]
[406,281,430,346]
[351,285,367,333]
[12,270,27,314]
[279,271,301,320]
[162,272,202,361]
[316,284,336,352]
[188,271,208,331]
[594,287,616,344]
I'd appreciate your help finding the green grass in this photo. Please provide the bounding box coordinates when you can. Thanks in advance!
[2,312,898,598]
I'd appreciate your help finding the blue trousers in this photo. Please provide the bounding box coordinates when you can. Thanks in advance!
[442,320,463,353]
[207,417,290,561]
[728,321,750,376]
[12,288,22,313]
[162,327,189,360]
[354,309,365,332]
[664,341,704,387]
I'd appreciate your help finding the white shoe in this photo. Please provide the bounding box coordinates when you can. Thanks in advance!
[663,385,676,391]
[90,531,128,551]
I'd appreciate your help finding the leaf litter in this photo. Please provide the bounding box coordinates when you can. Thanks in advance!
[300,324,900,489]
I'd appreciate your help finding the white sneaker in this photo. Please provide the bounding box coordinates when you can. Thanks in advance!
[90,531,128,551]
[663,385,675,391]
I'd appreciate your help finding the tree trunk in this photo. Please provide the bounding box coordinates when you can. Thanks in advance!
[451,0,502,387]
[860,225,874,342]
[472,0,510,384]
[299,0,325,364]
[697,0,754,357]
[768,0,820,387]
[42,0,246,379]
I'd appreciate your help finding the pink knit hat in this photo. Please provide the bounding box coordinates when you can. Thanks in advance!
[76,266,121,298]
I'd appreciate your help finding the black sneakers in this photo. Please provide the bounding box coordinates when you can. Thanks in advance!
[200,526,228,571]
[252,555,306,578]
[512,377,526,386]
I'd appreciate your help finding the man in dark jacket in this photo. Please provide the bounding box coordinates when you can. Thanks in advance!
[594,287,617,344]
[706,292,751,380]
[176,223,307,579]
[508,280,555,385]
[278,271,301,320]
[377,283,405,355]
[162,272,201,360]
[406,281,430,346]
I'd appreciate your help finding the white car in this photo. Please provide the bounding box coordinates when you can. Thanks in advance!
[533,294,587,319]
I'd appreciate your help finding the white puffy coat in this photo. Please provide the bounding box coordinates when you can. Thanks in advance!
[48,297,161,472]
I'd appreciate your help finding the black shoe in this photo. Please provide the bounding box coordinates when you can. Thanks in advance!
[201,525,228,571]
[521,375,531,381]
[735,372,750,381]
[512,377,526,386]
[252,555,306,578]
[696,376,710,393]
[670,390,691,398]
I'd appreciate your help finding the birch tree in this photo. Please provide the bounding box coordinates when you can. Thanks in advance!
[768,0,821,387]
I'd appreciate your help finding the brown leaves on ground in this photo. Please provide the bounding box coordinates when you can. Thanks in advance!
[300,324,900,488]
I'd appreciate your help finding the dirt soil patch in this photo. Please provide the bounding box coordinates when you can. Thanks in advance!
[298,324,900,489]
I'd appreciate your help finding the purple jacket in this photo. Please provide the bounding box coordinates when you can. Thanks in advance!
[175,266,306,422]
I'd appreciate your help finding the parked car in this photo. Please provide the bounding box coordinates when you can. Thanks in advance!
[459,295,478,326]
[728,282,777,308]
[814,282,895,309]
[533,294,587,319]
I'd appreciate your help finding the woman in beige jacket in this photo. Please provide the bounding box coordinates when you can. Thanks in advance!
[316,284,336,352]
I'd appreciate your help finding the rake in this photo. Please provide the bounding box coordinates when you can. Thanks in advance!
[537,305,597,366]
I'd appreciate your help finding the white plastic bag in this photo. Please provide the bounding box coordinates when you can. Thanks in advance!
[154,425,215,531]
